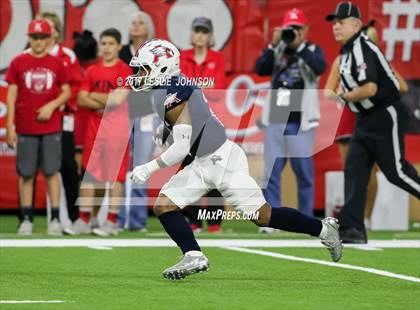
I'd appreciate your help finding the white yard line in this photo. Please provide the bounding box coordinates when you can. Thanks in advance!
[86,245,113,250]
[223,246,420,283]
[0,239,419,248]
[351,245,383,251]
[0,300,68,304]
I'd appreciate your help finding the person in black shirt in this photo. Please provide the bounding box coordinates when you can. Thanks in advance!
[326,2,420,243]
[119,12,155,67]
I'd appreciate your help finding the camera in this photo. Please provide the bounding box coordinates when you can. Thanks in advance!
[281,26,299,44]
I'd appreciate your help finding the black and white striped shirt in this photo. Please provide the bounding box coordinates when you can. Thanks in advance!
[339,31,401,113]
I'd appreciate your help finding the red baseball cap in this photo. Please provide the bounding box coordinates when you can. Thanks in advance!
[28,19,52,35]
[282,8,308,28]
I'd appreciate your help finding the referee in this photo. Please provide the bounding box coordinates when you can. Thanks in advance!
[326,2,420,243]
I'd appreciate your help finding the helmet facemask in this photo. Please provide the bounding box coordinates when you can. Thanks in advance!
[128,56,156,92]
[127,61,153,92]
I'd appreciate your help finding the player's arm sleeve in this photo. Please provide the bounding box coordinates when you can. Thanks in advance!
[298,43,327,76]
[159,101,192,166]
[159,123,192,166]
[255,48,275,76]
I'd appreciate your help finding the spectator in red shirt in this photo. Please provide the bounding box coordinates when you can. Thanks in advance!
[64,28,131,236]
[5,19,71,235]
[37,11,82,223]
[180,17,226,90]
[180,17,227,233]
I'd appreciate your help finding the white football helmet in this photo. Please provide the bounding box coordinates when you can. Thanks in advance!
[128,39,180,91]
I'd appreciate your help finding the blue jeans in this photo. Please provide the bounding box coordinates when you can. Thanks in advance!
[262,122,315,217]
[118,116,159,229]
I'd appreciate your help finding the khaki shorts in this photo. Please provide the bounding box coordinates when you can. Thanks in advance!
[16,133,62,177]
[160,140,266,214]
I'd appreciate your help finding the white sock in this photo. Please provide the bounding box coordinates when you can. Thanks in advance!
[319,223,328,239]
[185,250,203,257]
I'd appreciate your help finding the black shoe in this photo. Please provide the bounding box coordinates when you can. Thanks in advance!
[339,227,367,244]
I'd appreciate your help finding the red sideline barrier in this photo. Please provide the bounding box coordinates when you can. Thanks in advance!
[1,0,419,210]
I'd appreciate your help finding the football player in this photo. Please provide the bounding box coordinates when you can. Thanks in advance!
[129,39,343,280]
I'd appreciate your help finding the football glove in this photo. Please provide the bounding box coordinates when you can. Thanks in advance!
[130,160,160,184]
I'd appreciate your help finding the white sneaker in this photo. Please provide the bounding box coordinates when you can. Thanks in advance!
[47,219,62,236]
[63,218,92,235]
[258,227,278,234]
[163,252,209,280]
[18,220,33,235]
[90,217,99,229]
[93,220,119,236]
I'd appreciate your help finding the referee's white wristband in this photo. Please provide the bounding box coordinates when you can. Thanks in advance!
[145,159,160,174]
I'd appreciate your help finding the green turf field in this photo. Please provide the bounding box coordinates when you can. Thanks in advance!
[1,215,419,310]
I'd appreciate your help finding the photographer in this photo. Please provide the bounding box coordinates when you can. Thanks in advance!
[255,8,326,223]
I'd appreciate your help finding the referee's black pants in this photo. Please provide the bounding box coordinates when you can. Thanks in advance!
[339,101,420,232]
[61,131,80,222]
